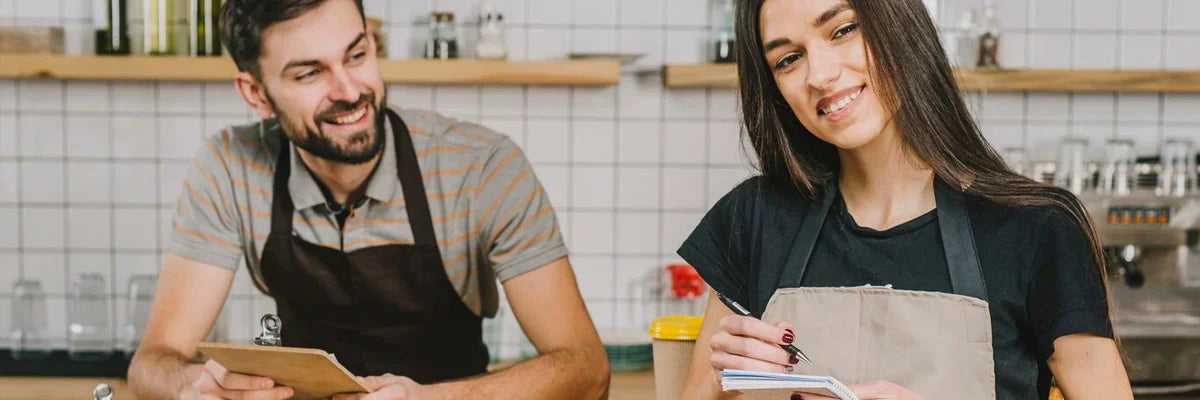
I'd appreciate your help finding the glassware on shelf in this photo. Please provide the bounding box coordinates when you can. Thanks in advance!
[68,273,113,361]
[95,0,131,55]
[188,0,221,56]
[711,0,736,63]
[475,0,507,60]
[122,274,157,357]
[424,12,459,60]
[1099,138,1136,196]
[143,0,179,55]
[1159,138,1196,197]
[1055,138,1091,195]
[10,280,53,360]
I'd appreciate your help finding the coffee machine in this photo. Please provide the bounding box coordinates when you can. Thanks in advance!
[1080,191,1200,394]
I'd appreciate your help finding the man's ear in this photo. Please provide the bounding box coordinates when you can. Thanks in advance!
[234,71,274,119]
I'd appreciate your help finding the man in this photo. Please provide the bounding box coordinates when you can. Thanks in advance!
[126,0,609,398]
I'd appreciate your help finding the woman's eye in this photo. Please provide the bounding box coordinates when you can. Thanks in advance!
[834,22,859,39]
[351,51,367,61]
[774,53,803,71]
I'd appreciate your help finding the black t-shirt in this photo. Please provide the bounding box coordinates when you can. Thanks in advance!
[678,177,1114,400]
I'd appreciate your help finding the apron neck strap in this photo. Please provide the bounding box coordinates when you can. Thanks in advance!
[269,109,439,247]
[767,177,989,309]
[933,179,988,302]
[386,108,438,247]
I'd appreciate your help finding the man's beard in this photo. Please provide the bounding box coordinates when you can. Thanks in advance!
[268,90,387,165]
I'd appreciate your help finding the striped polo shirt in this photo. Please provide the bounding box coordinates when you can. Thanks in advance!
[169,107,567,316]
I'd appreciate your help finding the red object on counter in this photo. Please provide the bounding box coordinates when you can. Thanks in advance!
[667,264,706,298]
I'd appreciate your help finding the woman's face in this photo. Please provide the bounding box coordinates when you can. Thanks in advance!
[760,0,892,150]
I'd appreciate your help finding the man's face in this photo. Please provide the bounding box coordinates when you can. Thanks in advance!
[256,0,386,164]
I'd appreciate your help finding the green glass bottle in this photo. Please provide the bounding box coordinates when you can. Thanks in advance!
[143,0,176,55]
[189,0,221,56]
[96,0,131,55]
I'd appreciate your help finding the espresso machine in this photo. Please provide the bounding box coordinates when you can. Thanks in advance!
[1071,140,1200,395]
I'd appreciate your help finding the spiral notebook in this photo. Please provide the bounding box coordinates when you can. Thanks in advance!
[720,369,859,400]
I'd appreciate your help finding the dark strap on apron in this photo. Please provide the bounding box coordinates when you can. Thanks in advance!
[268,109,436,246]
[933,179,988,301]
[771,178,988,304]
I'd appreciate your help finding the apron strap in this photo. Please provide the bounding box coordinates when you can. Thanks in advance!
[270,124,296,235]
[268,109,438,249]
[933,179,988,302]
[767,178,989,311]
[386,109,438,247]
[765,185,837,310]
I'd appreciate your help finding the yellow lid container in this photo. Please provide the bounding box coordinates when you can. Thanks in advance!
[649,316,703,341]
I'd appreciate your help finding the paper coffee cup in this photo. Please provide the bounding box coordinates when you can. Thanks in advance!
[649,316,703,400]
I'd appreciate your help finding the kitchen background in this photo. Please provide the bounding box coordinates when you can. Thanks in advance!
[0,0,1198,362]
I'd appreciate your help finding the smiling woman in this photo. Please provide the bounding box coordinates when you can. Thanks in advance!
[676,0,1134,399]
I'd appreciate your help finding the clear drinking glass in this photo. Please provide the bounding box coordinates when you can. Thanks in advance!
[1099,138,1136,196]
[1055,138,1091,195]
[68,273,113,360]
[1160,138,1196,197]
[1002,147,1030,177]
[10,280,53,360]
[123,274,157,357]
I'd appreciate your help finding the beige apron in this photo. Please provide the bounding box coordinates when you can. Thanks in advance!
[750,180,996,399]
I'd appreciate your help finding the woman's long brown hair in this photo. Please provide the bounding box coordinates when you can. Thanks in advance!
[734,0,1115,335]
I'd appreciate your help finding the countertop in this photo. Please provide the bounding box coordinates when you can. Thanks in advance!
[0,370,656,400]
[6,373,1200,399]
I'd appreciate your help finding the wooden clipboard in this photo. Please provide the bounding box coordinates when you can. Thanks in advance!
[197,342,369,400]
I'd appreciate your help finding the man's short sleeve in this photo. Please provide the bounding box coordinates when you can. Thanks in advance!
[478,138,568,281]
[168,133,245,270]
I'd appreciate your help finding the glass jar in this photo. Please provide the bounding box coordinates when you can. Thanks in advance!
[1099,138,1136,196]
[425,12,459,60]
[711,0,736,63]
[476,10,507,60]
[1055,138,1091,195]
[1160,138,1196,197]
[11,280,53,360]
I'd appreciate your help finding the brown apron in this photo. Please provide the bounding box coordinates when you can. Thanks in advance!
[254,109,489,383]
[753,180,996,399]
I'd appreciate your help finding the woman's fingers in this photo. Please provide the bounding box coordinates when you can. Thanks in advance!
[719,315,793,346]
[711,329,794,366]
[711,350,791,373]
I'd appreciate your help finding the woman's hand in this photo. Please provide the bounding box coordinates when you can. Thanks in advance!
[795,380,924,400]
[709,315,799,373]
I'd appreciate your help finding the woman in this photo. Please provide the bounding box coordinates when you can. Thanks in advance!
[677,0,1133,399]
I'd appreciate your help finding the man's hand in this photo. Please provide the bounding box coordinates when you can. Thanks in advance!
[332,374,436,400]
[797,380,923,400]
[183,359,294,400]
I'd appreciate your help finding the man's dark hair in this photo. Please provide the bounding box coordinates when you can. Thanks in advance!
[220,0,365,80]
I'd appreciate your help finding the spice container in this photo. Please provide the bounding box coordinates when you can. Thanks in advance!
[424,12,459,60]
[476,6,507,60]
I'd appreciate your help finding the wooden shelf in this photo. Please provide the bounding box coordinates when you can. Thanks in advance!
[0,54,621,86]
[664,64,1200,93]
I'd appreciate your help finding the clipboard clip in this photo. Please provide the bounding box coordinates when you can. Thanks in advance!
[254,314,282,346]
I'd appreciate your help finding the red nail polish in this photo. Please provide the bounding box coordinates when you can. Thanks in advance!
[782,332,795,344]
[789,354,800,365]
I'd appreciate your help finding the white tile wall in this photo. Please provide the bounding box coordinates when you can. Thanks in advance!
[1,0,1197,354]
